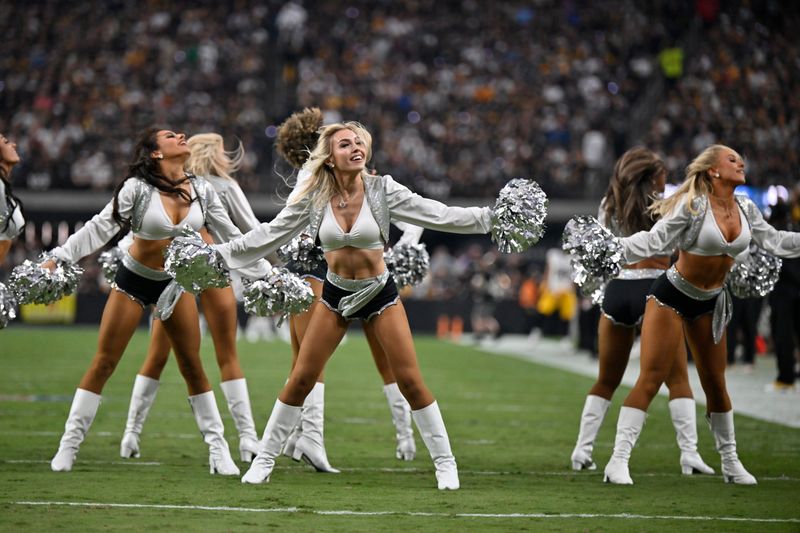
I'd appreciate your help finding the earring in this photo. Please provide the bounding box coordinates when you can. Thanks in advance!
[714,172,719,177]
[327,162,334,169]
[154,154,163,160]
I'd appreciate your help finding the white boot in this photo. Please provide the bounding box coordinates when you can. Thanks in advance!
[51,389,101,472]
[707,411,757,485]
[188,391,240,476]
[412,401,459,490]
[242,400,302,484]
[384,383,416,461]
[668,398,715,475]
[292,382,340,473]
[120,375,160,459]
[603,406,646,485]
[220,378,259,463]
[281,424,301,458]
[281,380,301,458]
[570,394,610,471]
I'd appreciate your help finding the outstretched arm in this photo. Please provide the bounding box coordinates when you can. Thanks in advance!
[51,180,136,262]
[213,198,311,270]
[383,175,492,234]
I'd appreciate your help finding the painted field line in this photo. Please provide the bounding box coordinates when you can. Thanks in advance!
[12,501,800,524]
[5,460,161,466]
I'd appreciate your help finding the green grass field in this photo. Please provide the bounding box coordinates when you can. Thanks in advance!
[0,326,798,532]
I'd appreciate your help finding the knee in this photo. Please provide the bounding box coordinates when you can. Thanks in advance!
[90,355,119,381]
[593,376,622,397]
[395,376,424,405]
[636,378,663,400]
[286,372,317,403]
[174,358,206,387]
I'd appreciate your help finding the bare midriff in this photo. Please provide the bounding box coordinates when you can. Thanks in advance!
[674,250,734,290]
[623,255,670,271]
[128,238,171,270]
[324,247,385,279]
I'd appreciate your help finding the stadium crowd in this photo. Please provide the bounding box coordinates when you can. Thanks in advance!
[3,1,797,202]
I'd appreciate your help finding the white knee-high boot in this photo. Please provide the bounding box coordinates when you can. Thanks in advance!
[220,378,259,462]
[707,411,757,485]
[384,383,416,461]
[668,398,714,475]
[120,375,160,459]
[603,406,647,485]
[242,399,302,484]
[291,382,340,473]
[570,394,610,471]
[412,401,459,490]
[51,389,101,472]
[188,391,240,476]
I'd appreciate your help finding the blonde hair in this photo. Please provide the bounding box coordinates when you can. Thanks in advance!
[290,122,373,209]
[650,144,735,217]
[186,133,244,181]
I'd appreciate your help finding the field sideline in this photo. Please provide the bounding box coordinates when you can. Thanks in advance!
[0,326,798,532]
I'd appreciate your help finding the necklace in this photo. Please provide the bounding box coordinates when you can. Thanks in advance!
[711,200,735,219]
[337,188,353,209]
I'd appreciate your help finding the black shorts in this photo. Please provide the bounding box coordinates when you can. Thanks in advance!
[600,278,656,327]
[285,259,328,282]
[321,276,400,321]
[113,264,172,307]
[647,273,718,321]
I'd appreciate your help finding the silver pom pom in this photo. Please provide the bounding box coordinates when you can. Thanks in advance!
[0,282,18,329]
[726,246,783,298]
[9,253,84,305]
[277,234,325,272]
[384,243,430,288]
[581,276,607,306]
[98,247,125,285]
[242,267,314,317]
[562,216,624,289]
[491,179,548,253]
[164,226,229,293]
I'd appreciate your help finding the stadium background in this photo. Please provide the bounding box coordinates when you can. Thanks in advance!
[2,0,799,334]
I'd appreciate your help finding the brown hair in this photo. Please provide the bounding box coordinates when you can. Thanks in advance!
[602,147,667,235]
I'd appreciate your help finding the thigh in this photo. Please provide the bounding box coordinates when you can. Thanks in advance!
[199,286,238,358]
[161,294,202,366]
[290,279,324,351]
[684,313,730,411]
[95,290,147,357]
[282,304,347,404]
[79,291,145,391]
[365,323,394,384]
[364,301,433,408]
[594,315,635,391]
[139,318,172,378]
[638,299,685,383]
[665,338,692,397]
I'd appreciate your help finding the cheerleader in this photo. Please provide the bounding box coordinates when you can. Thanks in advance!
[0,133,24,264]
[119,133,261,463]
[569,147,714,476]
[215,121,495,489]
[45,128,268,475]
[602,145,800,485]
[276,110,418,471]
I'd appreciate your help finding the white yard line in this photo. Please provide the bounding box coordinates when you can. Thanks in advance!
[12,501,800,524]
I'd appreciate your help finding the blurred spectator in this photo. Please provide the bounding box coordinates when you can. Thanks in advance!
[766,197,800,392]
[9,0,796,204]
[726,294,763,373]
[536,248,576,337]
